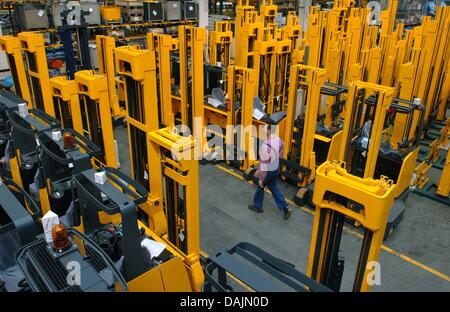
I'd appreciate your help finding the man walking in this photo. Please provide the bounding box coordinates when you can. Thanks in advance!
[248,124,292,219]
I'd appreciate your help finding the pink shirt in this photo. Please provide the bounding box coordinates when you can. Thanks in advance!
[259,134,284,182]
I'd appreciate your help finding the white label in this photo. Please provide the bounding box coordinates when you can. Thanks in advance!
[18,103,28,118]
[38,10,44,17]
[253,108,265,121]
[52,131,62,142]
[189,5,193,11]
[95,171,107,185]
[42,211,60,243]
[68,163,74,168]
[179,230,185,242]
[152,10,157,16]
[216,61,221,67]
[141,238,167,259]
[173,3,178,8]
[144,170,149,180]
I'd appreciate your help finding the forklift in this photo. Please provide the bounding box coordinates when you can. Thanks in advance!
[308,160,396,291]
[337,81,424,238]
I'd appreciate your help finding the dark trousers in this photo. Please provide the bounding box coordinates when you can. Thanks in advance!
[253,169,288,211]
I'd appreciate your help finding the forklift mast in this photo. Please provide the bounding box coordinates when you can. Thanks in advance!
[308,160,396,291]
[49,76,80,130]
[225,66,257,171]
[115,45,167,235]
[0,36,31,105]
[96,35,123,120]
[18,32,55,116]
[178,26,206,131]
[147,32,177,128]
[282,64,327,187]
[74,70,119,169]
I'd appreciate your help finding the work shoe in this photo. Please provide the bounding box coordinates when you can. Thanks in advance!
[248,205,263,213]
[284,207,292,220]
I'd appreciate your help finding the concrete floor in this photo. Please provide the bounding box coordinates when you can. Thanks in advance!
[114,126,450,292]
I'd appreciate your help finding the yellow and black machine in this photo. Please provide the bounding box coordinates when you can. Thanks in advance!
[4,99,60,214]
[235,0,293,114]
[177,25,207,135]
[208,20,232,68]
[74,70,119,168]
[113,38,207,291]
[281,65,327,203]
[279,63,347,204]
[17,32,55,116]
[338,81,424,237]
[0,36,31,105]
[49,76,80,130]
[413,147,450,206]
[202,65,257,169]
[308,160,396,291]
[49,70,119,170]
[114,45,160,192]
[96,35,126,124]
[206,20,233,111]
[147,32,177,128]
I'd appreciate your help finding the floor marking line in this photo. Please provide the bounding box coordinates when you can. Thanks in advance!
[213,164,450,283]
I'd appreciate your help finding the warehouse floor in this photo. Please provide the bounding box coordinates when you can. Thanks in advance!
[114,127,450,292]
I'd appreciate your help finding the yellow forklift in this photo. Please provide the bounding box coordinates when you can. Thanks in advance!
[0,36,31,105]
[337,81,424,238]
[281,65,327,203]
[308,160,396,291]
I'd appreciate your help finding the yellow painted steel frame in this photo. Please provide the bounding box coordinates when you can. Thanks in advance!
[285,12,302,52]
[283,65,327,186]
[209,21,232,67]
[342,8,370,85]
[148,127,204,291]
[436,148,450,197]
[0,36,31,105]
[339,81,395,179]
[360,47,382,85]
[74,70,118,169]
[96,35,123,119]
[235,8,259,69]
[225,66,257,170]
[253,23,277,113]
[308,161,396,292]
[18,32,55,116]
[306,6,326,68]
[436,61,450,121]
[380,0,398,36]
[393,48,422,143]
[413,16,439,122]
[425,7,450,119]
[285,11,305,66]
[259,0,277,25]
[178,26,207,152]
[147,33,177,128]
[114,45,167,235]
[49,76,82,130]
[339,81,420,197]
[274,28,292,112]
